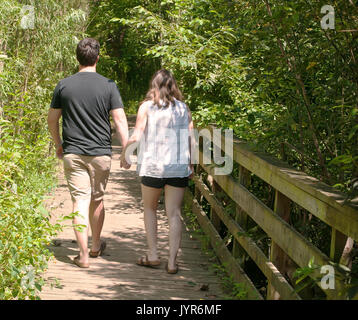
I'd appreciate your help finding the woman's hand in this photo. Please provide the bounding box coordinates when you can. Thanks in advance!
[189,164,194,179]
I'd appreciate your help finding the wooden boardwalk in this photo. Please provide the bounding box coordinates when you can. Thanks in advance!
[40,144,227,300]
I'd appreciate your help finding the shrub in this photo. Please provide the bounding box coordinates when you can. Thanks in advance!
[0,0,87,299]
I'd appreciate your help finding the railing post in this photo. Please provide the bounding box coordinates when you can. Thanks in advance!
[330,228,348,263]
[339,237,354,269]
[210,179,222,231]
[267,190,291,300]
[194,165,202,203]
[233,166,251,266]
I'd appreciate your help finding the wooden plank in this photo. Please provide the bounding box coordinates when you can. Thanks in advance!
[192,175,300,300]
[205,126,358,241]
[198,151,346,299]
[41,283,222,299]
[186,190,263,300]
[233,166,250,266]
[267,190,293,300]
[45,265,223,280]
[40,153,228,301]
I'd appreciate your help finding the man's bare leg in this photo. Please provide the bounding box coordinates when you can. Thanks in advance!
[72,197,91,265]
[89,199,105,252]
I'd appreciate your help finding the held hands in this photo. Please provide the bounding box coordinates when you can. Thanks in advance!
[120,152,131,169]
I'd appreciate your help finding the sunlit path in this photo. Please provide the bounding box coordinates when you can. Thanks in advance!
[40,141,226,300]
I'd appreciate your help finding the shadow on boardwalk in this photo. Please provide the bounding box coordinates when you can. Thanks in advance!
[40,146,227,300]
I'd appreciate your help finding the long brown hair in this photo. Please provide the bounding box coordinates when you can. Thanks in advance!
[143,69,183,107]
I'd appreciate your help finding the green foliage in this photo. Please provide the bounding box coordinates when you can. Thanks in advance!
[211,261,248,300]
[87,0,162,104]
[0,0,87,299]
[99,0,358,191]
[0,107,61,299]
[183,197,249,299]
[293,257,358,299]
[1,0,356,300]
[95,2,358,296]
[293,257,321,292]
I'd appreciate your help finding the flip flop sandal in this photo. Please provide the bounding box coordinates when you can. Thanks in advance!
[136,255,161,268]
[165,262,178,274]
[89,240,107,258]
[73,255,89,268]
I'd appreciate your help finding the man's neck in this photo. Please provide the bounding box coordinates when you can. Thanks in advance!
[79,65,96,73]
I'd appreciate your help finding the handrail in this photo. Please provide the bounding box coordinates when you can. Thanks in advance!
[207,125,358,240]
[184,125,358,300]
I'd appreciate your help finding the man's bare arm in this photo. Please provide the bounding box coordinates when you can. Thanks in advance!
[111,108,129,149]
[121,102,147,166]
[47,108,63,159]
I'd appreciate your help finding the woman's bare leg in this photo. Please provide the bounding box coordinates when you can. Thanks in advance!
[141,184,163,261]
[164,185,185,270]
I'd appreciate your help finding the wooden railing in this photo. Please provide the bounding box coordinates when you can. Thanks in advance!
[184,125,358,300]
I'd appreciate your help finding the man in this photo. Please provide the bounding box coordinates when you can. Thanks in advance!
[47,38,129,268]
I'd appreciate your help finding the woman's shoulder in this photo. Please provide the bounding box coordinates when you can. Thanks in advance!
[138,100,154,111]
[173,98,188,109]
[173,99,190,115]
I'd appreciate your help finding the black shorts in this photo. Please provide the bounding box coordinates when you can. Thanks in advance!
[141,176,189,189]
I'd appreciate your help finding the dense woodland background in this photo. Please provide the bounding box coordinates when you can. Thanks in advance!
[0,0,357,299]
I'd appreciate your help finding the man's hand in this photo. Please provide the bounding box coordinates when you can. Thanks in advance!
[56,145,64,159]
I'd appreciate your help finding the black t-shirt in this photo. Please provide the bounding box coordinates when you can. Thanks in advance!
[50,72,123,156]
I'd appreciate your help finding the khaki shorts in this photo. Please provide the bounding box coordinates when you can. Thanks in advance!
[63,154,111,202]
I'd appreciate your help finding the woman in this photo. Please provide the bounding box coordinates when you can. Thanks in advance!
[121,69,194,274]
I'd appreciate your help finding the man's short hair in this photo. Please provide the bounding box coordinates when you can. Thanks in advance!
[76,38,100,66]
